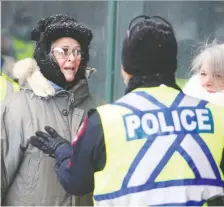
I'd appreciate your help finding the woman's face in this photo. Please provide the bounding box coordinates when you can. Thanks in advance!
[51,37,82,82]
[199,63,224,93]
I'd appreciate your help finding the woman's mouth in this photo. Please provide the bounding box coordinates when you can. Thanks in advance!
[62,67,77,82]
[206,89,216,93]
[64,67,75,71]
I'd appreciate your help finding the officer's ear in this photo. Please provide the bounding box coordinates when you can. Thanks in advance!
[121,66,132,86]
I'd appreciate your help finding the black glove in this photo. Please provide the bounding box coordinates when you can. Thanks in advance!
[30,126,70,158]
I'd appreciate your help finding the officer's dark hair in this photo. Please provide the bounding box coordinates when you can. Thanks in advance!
[122,15,180,93]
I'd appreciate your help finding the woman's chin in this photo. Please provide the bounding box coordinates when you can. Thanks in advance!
[64,75,75,82]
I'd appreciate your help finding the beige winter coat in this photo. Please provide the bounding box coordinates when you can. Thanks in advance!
[1,58,105,206]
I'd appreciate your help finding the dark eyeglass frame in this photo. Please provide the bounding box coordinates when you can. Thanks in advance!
[51,47,83,59]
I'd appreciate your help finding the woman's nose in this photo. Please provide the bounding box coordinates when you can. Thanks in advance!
[204,76,214,86]
[68,53,75,62]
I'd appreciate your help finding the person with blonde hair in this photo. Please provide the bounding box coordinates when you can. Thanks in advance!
[183,41,224,106]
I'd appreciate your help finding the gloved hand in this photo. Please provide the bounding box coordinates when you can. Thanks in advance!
[30,126,70,158]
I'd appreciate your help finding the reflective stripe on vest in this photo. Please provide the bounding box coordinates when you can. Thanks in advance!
[0,74,19,100]
[94,85,224,206]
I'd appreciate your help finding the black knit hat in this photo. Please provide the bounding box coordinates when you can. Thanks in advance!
[31,14,93,89]
[122,15,177,77]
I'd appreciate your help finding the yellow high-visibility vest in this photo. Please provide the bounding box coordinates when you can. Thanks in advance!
[0,73,20,100]
[12,37,34,60]
[94,85,224,206]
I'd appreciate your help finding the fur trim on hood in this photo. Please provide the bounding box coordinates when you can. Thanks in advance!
[12,58,96,98]
[183,75,224,106]
[13,58,55,97]
[13,58,56,97]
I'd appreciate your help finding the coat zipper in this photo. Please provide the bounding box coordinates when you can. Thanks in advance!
[70,93,75,104]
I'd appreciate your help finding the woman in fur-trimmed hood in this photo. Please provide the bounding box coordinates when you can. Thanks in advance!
[1,14,104,206]
[183,41,224,106]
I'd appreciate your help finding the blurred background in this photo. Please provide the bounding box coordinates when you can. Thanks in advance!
[1,1,224,102]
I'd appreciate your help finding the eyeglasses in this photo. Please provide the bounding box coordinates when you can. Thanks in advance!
[51,47,83,59]
[127,15,174,39]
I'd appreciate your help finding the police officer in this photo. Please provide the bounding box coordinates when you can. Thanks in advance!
[30,15,224,206]
[0,74,19,101]
[11,9,35,60]
[1,30,19,100]
[0,57,19,101]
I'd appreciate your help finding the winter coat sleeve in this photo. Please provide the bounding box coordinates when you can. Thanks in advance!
[1,98,24,202]
[54,110,106,196]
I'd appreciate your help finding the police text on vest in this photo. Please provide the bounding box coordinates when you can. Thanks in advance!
[123,107,214,141]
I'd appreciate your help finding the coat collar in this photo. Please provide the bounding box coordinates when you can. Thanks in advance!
[12,58,91,103]
[183,75,224,106]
